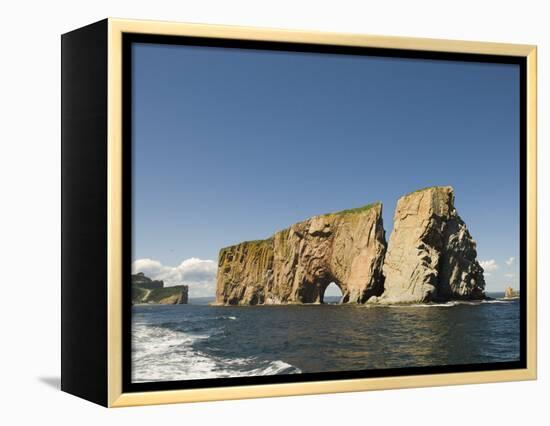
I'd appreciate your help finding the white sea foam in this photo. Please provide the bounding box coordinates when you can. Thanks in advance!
[387,302,458,308]
[131,323,300,383]
[386,299,514,309]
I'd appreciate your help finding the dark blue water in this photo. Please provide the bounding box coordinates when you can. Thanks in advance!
[132,292,520,383]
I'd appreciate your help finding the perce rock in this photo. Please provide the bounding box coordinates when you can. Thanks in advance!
[371,186,485,304]
[215,186,486,305]
[215,203,387,305]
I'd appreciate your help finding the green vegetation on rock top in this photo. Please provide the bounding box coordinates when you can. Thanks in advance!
[148,285,187,301]
[219,237,273,254]
[220,203,382,252]
[403,185,452,198]
[131,273,188,304]
[321,201,381,217]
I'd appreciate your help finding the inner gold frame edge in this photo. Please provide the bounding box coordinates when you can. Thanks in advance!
[106,17,537,407]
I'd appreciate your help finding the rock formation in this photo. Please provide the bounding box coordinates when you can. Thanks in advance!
[504,286,519,299]
[215,203,387,305]
[132,272,189,305]
[215,186,486,306]
[132,272,163,289]
[371,186,485,304]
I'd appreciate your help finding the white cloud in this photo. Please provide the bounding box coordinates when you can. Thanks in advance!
[505,273,516,279]
[506,257,515,266]
[132,257,217,297]
[480,259,499,273]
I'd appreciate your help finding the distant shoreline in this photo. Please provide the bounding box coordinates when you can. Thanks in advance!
[133,295,518,309]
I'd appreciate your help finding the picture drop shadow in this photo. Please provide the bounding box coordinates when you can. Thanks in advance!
[38,376,61,390]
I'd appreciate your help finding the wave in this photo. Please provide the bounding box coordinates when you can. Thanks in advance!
[387,302,459,308]
[216,315,237,320]
[386,299,515,309]
[131,323,300,383]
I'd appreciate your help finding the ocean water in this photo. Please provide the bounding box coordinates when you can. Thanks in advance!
[131,292,520,383]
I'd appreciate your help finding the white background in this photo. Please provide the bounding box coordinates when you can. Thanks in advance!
[0,0,547,424]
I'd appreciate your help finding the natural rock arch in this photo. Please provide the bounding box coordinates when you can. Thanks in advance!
[215,187,486,306]
[295,277,346,304]
[215,203,386,305]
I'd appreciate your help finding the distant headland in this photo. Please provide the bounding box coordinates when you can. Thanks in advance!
[132,272,188,305]
[215,186,486,306]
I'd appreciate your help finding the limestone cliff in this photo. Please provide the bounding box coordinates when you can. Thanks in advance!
[215,203,387,305]
[216,187,485,306]
[132,273,189,305]
[371,186,485,304]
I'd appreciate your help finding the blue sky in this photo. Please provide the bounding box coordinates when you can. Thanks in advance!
[131,42,520,295]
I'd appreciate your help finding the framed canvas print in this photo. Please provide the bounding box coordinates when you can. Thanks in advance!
[61,18,537,407]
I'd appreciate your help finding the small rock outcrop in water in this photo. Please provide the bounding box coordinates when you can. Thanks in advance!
[216,186,486,305]
[504,286,519,299]
[371,186,485,304]
[215,203,387,305]
[132,272,189,305]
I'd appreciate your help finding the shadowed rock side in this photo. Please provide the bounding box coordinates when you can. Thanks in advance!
[215,203,387,305]
[370,186,485,304]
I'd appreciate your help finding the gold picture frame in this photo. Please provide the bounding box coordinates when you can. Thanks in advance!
[61,17,537,407]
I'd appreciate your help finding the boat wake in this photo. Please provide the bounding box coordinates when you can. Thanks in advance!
[132,322,300,383]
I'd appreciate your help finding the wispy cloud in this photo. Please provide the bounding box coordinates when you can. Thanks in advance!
[505,257,515,266]
[504,273,516,279]
[480,259,499,275]
[132,257,217,297]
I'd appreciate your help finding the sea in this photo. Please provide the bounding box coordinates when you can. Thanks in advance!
[131,292,520,383]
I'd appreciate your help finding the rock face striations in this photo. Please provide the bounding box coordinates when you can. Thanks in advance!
[215,203,387,305]
[215,186,486,305]
[372,186,485,304]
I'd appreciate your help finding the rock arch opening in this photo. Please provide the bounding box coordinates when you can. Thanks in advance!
[321,282,343,304]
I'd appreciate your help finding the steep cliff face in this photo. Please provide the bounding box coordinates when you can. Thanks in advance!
[216,203,387,305]
[216,187,485,306]
[372,186,485,304]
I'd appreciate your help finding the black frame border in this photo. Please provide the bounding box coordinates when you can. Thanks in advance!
[122,33,527,394]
